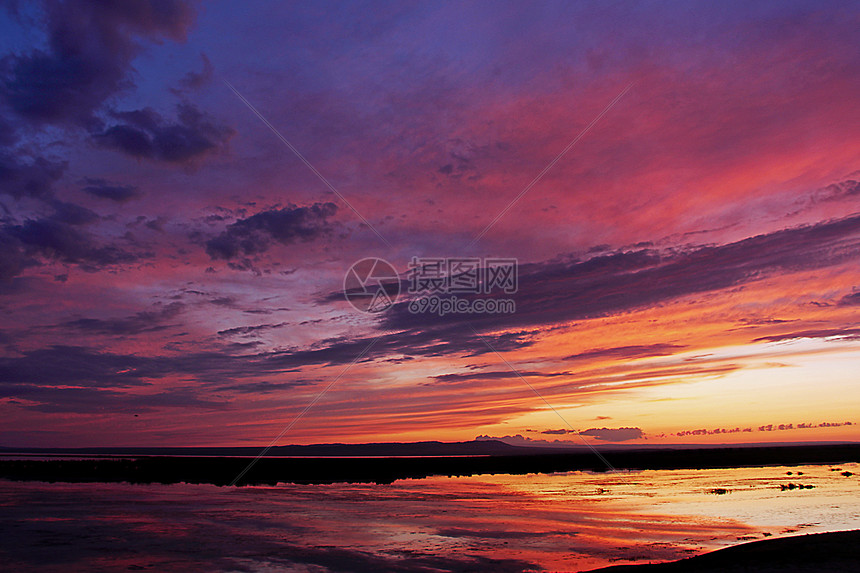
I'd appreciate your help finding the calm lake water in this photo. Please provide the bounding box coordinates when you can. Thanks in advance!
[1,463,858,572]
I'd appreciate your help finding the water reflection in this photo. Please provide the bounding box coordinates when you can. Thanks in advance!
[1,463,857,571]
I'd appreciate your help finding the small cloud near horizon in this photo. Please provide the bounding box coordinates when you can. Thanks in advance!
[477,427,646,446]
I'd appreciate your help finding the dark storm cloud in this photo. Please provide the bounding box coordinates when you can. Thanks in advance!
[0,194,150,277]
[258,328,537,371]
[0,342,314,411]
[9,209,846,399]
[0,343,321,392]
[752,327,860,343]
[0,329,715,413]
[430,369,569,384]
[0,0,195,125]
[0,346,219,396]
[0,152,66,199]
[48,200,100,225]
[423,358,738,393]
[563,344,685,361]
[94,103,234,163]
[1,384,227,413]
[0,1,225,281]
[378,214,860,342]
[4,216,142,270]
[217,322,289,337]
[215,380,311,394]
[838,291,860,306]
[0,345,162,388]
[798,178,860,208]
[60,302,185,336]
[205,202,339,260]
[80,177,142,202]
[541,428,571,435]
[579,427,644,442]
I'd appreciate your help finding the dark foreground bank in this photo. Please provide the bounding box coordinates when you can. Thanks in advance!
[583,529,860,572]
[0,443,857,485]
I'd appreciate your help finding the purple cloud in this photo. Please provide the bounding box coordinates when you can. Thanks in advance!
[95,103,234,164]
[579,427,644,442]
[0,0,195,125]
[205,203,339,261]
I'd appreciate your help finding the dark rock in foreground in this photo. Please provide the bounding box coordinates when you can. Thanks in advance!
[583,529,860,572]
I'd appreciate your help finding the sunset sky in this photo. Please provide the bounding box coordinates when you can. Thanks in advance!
[1,0,858,448]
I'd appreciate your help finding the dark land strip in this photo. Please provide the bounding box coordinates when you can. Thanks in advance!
[0,443,857,486]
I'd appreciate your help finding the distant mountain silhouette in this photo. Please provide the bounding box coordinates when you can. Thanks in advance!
[3,439,856,458]
[0,439,537,457]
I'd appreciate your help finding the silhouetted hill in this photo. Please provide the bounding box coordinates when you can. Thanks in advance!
[0,439,535,457]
